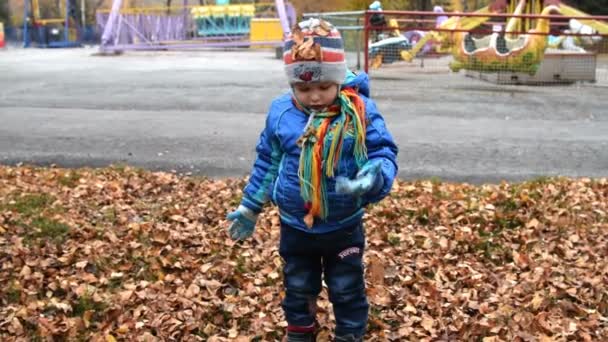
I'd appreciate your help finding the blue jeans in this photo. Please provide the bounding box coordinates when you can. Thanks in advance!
[279,223,369,337]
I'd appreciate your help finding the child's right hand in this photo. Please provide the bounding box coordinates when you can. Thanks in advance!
[335,160,383,197]
[226,205,258,240]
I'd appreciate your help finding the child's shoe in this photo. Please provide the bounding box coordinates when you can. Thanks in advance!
[285,330,316,342]
[284,324,317,342]
[334,334,363,342]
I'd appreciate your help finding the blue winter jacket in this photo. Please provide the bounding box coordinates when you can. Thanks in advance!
[241,72,398,233]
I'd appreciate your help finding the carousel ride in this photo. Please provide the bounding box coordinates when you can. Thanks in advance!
[370,0,607,74]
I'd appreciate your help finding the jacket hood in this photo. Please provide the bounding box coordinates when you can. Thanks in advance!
[343,70,370,98]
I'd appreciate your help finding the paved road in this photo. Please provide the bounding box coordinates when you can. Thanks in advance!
[1,47,607,183]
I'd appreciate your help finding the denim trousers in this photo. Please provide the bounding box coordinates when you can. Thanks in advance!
[279,222,369,337]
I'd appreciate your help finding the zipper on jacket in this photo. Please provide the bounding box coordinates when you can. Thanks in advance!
[272,155,285,204]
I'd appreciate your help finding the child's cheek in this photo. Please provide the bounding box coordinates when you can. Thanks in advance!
[328,87,339,105]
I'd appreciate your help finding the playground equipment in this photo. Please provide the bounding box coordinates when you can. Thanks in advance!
[368,2,498,68]
[191,4,255,37]
[451,1,560,74]
[369,15,445,68]
[23,0,82,48]
[97,0,294,53]
[398,3,502,63]
[369,36,412,65]
[548,18,603,52]
[450,0,607,74]
[368,0,608,74]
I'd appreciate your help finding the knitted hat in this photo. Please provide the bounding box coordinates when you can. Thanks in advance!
[283,18,347,85]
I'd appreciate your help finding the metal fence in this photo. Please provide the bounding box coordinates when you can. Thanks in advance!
[303,11,366,70]
[363,10,608,86]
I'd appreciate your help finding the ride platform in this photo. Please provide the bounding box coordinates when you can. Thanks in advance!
[464,50,597,85]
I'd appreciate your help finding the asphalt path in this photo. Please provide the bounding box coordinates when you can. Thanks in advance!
[1,47,607,183]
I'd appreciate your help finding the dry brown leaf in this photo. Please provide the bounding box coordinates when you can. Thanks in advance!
[368,254,385,285]
[420,315,435,333]
[526,218,540,228]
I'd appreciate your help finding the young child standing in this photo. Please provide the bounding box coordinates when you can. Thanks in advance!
[226,18,398,342]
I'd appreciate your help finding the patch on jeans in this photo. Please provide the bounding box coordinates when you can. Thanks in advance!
[338,247,361,259]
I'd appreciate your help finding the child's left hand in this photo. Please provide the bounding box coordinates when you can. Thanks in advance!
[335,160,384,197]
[226,205,258,240]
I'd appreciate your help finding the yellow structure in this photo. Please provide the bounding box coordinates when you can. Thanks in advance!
[433,0,463,12]
[506,0,542,35]
[434,0,492,12]
[190,4,255,18]
[190,2,283,45]
[190,4,257,36]
[450,0,607,74]
[450,4,559,74]
[30,0,69,25]
[559,4,608,34]
[250,18,284,47]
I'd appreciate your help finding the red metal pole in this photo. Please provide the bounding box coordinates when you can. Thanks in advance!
[365,25,607,37]
[366,9,608,21]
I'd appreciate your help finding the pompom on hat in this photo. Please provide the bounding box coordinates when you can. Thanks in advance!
[283,18,347,85]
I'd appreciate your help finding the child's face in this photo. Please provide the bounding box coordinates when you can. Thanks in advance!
[293,82,339,111]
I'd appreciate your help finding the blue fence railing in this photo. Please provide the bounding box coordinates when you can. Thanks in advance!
[3,25,100,44]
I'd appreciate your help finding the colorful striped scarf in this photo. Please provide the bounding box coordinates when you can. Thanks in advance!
[294,87,367,228]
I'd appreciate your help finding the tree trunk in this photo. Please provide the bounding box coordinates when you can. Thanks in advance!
[0,0,11,24]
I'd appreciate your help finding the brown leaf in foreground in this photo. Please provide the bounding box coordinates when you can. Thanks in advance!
[0,165,607,340]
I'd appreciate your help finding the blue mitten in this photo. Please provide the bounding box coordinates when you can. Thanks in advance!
[335,160,384,197]
[226,205,259,240]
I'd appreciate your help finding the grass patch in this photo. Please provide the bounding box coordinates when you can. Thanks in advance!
[475,239,511,265]
[31,216,70,241]
[495,198,519,213]
[430,176,442,186]
[6,281,21,304]
[101,206,118,224]
[495,216,524,230]
[58,171,81,188]
[5,193,55,217]
[72,293,107,318]
[133,257,159,282]
[23,320,43,342]
[108,163,147,176]
[235,256,248,275]
[416,207,432,225]
[108,277,123,290]
[230,193,243,208]
[528,176,552,187]
[108,163,129,174]
[387,233,400,246]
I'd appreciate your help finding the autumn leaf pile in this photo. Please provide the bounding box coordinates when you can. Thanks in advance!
[0,165,606,341]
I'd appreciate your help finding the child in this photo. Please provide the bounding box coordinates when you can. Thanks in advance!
[226,18,398,342]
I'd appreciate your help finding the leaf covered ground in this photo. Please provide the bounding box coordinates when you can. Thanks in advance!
[0,165,606,341]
